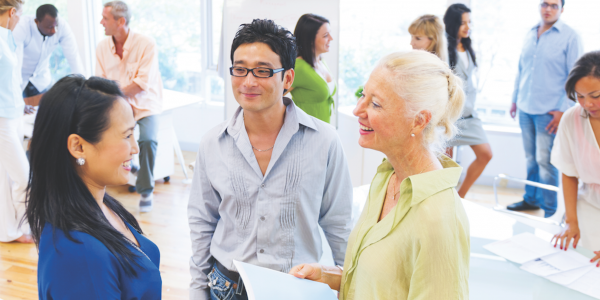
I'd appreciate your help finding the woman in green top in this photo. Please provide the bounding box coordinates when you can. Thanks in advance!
[289,14,335,123]
[289,51,470,299]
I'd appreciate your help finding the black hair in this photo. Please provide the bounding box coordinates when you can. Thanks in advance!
[36,4,58,21]
[294,14,330,68]
[26,75,144,276]
[230,19,297,79]
[443,4,477,69]
[565,51,600,107]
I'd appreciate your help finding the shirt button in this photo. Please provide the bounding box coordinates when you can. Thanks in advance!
[259,249,265,253]
[261,184,265,188]
[260,216,265,221]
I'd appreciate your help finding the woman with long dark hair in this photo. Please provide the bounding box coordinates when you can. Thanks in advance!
[289,13,336,123]
[27,75,162,299]
[444,3,492,199]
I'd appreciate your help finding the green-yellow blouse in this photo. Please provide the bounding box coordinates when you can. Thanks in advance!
[340,156,470,300]
[290,58,336,123]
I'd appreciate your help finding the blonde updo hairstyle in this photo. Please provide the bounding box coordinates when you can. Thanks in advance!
[408,14,448,63]
[0,0,23,14]
[377,50,465,154]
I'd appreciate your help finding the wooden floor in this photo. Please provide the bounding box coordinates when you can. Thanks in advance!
[0,151,538,300]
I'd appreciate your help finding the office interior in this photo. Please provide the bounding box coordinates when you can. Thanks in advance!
[1,0,599,299]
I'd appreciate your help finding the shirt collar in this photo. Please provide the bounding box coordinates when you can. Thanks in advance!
[218,97,318,137]
[109,29,134,54]
[533,19,565,32]
[377,155,463,206]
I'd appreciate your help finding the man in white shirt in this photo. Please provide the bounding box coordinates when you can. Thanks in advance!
[13,4,83,106]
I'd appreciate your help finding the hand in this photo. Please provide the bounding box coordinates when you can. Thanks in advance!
[23,105,36,115]
[510,103,517,119]
[552,222,580,250]
[289,263,342,291]
[289,263,324,282]
[592,251,600,267]
[545,111,563,134]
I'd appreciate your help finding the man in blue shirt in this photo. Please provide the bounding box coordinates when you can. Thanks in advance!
[508,0,582,217]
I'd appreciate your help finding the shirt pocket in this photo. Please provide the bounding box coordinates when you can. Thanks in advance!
[126,62,139,82]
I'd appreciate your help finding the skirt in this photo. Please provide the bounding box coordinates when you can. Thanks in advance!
[448,116,489,147]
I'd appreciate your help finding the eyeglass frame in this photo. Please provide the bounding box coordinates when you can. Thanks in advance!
[540,2,561,10]
[229,66,286,78]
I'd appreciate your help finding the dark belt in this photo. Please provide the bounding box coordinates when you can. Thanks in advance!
[462,114,474,119]
[215,260,240,283]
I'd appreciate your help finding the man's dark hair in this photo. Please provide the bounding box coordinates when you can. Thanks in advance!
[294,14,329,68]
[230,19,297,78]
[36,4,58,21]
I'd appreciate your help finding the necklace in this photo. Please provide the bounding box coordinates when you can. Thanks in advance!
[389,160,436,202]
[251,144,275,152]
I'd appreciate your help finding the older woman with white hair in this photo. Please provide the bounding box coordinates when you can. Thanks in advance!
[290,50,470,299]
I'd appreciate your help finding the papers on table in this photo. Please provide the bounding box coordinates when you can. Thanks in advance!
[233,260,337,300]
[484,233,600,299]
[483,232,559,264]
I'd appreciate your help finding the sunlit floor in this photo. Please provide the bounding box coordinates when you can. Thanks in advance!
[0,151,538,299]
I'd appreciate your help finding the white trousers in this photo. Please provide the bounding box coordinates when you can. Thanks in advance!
[577,199,600,250]
[0,116,30,242]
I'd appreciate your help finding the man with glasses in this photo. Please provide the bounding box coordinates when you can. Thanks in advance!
[187,19,352,300]
[14,4,83,106]
[508,0,582,217]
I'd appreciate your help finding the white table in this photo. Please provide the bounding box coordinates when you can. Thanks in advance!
[314,186,598,299]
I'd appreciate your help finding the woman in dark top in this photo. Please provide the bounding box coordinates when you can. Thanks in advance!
[26,75,162,299]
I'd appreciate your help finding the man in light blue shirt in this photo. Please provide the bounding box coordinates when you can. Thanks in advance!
[187,19,353,300]
[508,0,582,217]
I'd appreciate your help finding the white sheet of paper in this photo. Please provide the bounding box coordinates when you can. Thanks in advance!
[568,268,600,299]
[520,250,592,277]
[233,260,337,300]
[483,232,559,264]
[546,265,595,286]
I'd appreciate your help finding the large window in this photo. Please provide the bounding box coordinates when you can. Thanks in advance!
[23,0,70,82]
[338,0,448,107]
[97,0,224,101]
[470,0,600,125]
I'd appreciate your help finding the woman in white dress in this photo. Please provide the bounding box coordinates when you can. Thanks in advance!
[551,51,600,267]
[0,0,32,243]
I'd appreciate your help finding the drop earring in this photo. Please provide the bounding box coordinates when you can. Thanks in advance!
[76,158,86,166]
[410,133,415,137]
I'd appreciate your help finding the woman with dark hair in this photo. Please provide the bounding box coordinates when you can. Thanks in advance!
[444,3,492,199]
[289,13,335,123]
[27,75,162,299]
[551,51,600,264]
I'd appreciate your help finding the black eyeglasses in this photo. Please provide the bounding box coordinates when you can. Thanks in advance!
[541,2,560,10]
[229,66,285,78]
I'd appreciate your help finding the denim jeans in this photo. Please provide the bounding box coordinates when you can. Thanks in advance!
[136,115,158,195]
[518,110,559,217]
[22,81,42,98]
[207,264,247,300]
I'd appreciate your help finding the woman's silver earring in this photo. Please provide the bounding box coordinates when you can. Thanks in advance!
[411,133,415,137]
[76,158,86,166]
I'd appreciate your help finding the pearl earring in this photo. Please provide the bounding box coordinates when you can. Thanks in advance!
[76,158,86,166]
[411,133,415,137]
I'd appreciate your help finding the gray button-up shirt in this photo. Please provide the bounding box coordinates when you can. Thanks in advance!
[188,98,353,299]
